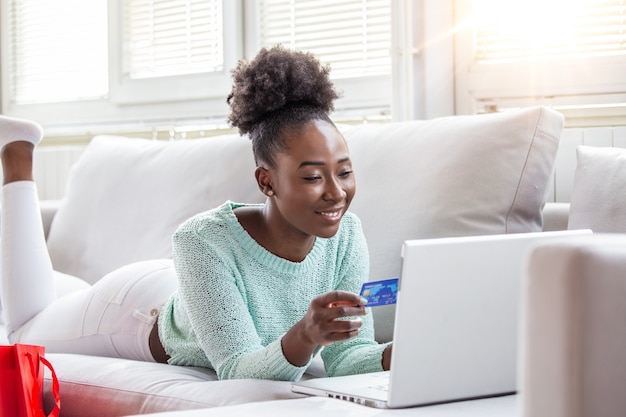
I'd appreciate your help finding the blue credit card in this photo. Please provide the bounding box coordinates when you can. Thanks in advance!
[360,278,399,307]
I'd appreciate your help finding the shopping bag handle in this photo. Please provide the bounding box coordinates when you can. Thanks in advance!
[26,352,61,417]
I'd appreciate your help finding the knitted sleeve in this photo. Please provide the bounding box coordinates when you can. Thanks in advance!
[172,219,308,381]
[321,216,390,376]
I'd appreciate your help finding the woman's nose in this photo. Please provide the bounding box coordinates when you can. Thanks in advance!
[323,178,347,201]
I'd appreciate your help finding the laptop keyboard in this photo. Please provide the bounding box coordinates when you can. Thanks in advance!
[368,383,389,392]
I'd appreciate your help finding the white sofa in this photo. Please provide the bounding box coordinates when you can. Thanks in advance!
[1,106,623,416]
[519,145,626,417]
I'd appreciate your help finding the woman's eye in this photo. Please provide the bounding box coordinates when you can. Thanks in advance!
[339,170,353,178]
[304,176,322,182]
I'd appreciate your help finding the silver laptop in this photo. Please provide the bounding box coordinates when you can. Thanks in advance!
[291,229,592,408]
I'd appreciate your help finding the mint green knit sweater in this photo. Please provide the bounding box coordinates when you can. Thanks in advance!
[158,201,387,381]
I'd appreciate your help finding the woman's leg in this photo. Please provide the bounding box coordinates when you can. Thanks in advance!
[1,116,177,362]
[0,116,56,334]
[13,259,177,362]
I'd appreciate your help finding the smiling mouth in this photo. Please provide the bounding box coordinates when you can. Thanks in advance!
[316,209,343,219]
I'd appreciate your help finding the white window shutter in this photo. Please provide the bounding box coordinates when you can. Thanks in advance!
[123,0,224,79]
[455,0,626,115]
[257,0,392,79]
[7,0,108,104]
[474,0,626,63]
[110,0,239,107]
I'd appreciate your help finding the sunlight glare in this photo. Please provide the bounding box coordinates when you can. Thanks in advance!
[474,0,589,60]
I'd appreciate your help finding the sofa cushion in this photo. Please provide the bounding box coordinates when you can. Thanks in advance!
[46,135,264,284]
[568,146,626,233]
[344,106,563,281]
[43,354,306,417]
[342,107,563,339]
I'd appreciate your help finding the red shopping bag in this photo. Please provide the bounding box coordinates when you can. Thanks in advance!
[0,344,60,417]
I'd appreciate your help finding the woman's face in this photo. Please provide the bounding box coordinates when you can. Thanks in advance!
[264,119,356,240]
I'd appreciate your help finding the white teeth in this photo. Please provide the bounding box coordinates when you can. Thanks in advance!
[319,210,341,218]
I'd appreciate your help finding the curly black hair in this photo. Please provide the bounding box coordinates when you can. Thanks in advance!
[227,45,340,167]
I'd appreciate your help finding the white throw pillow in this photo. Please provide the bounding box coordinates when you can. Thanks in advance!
[568,146,626,233]
[46,135,263,284]
[343,106,564,286]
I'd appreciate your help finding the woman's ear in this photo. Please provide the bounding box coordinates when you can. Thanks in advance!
[255,166,275,197]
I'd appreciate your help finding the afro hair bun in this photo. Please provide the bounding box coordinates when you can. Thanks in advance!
[227,45,340,135]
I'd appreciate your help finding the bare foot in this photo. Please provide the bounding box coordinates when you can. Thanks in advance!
[1,142,35,184]
[0,116,41,184]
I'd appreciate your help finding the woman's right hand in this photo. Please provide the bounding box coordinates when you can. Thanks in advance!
[301,290,368,346]
[281,290,367,366]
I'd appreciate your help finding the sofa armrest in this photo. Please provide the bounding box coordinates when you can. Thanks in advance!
[521,234,626,417]
[541,202,570,231]
[40,199,62,240]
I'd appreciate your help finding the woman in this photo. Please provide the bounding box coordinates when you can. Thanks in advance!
[0,46,392,381]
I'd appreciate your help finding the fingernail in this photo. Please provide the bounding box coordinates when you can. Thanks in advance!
[360,297,368,305]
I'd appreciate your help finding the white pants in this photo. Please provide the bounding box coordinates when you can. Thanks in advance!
[1,181,177,361]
